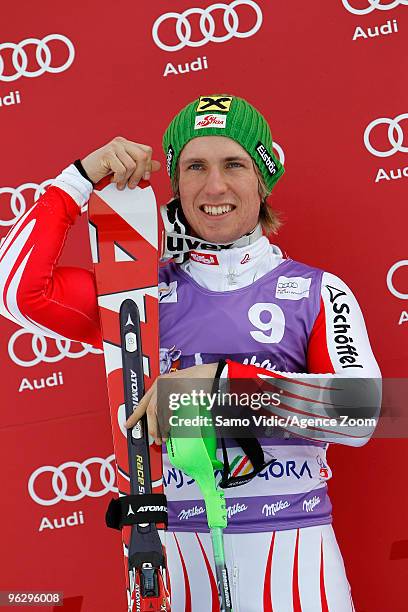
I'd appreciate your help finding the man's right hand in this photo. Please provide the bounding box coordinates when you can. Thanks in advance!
[81,137,161,190]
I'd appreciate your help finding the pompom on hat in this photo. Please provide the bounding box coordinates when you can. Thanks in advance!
[162,94,284,195]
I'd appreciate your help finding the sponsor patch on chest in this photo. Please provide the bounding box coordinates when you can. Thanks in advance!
[159,281,178,303]
[275,276,312,300]
[194,114,227,129]
[190,251,219,265]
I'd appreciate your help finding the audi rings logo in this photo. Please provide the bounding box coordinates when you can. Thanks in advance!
[152,0,263,52]
[0,180,52,227]
[342,0,408,15]
[387,261,408,299]
[274,142,285,165]
[28,455,117,506]
[0,34,75,82]
[8,329,103,368]
[364,114,408,157]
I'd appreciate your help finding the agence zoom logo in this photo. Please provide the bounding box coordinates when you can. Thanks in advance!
[342,0,408,14]
[152,0,263,52]
[364,114,408,157]
[0,34,75,82]
[28,455,117,506]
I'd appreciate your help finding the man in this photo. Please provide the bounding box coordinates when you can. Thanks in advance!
[0,95,381,610]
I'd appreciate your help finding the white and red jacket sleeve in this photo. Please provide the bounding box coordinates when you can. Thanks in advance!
[0,166,102,348]
[0,167,382,447]
[224,275,382,447]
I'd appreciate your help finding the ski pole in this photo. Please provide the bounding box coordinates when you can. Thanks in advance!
[211,527,233,612]
[165,393,233,611]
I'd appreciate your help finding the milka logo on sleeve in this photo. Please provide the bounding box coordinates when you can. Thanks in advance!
[159,281,178,303]
[275,276,312,300]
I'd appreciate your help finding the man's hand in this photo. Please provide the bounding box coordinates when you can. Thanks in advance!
[125,363,218,445]
[81,137,161,189]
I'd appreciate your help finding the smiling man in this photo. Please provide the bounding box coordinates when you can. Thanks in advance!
[0,94,381,611]
[176,135,263,243]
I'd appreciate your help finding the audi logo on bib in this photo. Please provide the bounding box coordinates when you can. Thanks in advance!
[0,34,75,82]
[8,329,102,367]
[152,0,263,52]
[28,455,117,506]
[0,180,52,227]
[364,114,408,157]
[342,0,408,14]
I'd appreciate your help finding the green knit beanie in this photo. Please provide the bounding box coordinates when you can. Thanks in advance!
[162,94,284,195]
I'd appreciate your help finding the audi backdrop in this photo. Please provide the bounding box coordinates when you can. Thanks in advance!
[1,1,407,611]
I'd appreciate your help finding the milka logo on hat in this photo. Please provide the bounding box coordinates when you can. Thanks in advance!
[196,96,233,112]
[166,145,174,176]
[256,141,277,176]
[194,114,227,130]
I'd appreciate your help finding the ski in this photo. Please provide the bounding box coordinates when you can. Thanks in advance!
[88,178,170,611]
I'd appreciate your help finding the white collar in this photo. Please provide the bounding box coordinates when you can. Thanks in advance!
[180,236,284,291]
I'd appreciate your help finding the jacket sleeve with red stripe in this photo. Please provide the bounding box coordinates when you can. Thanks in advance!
[223,273,382,447]
[0,166,102,348]
[0,167,381,447]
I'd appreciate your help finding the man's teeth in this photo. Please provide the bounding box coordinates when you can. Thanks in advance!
[203,205,233,216]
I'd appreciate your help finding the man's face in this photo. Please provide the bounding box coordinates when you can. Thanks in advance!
[178,136,260,243]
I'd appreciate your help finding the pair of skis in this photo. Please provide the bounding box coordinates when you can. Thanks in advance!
[88,180,232,611]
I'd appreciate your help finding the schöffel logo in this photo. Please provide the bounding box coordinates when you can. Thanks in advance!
[194,113,227,129]
[256,141,277,175]
[326,285,363,369]
[342,0,408,15]
[275,276,312,301]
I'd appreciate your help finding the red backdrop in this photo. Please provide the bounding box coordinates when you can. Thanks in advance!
[1,1,407,610]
